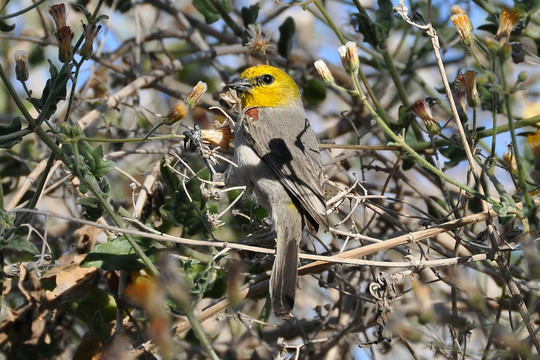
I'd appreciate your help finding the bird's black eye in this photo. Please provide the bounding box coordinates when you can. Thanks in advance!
[259,74,274,85]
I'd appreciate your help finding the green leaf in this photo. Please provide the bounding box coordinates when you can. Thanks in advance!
[303,78,326,106]
[77,196,104,221]
[193,0,232,24]
[352,9,378,48]
[0,235,39,254]
[74,4,93,19]
[0,18,15,32]
[278,17,295,60]
[375,0,394,42]
[81,237,153,271]
[492,194,522,224]
[439,143,467,169]
[241,4,259,26]
[159,170,212,236]
[65,287,116,322]
[0,117,23,149]
[89,145,115,177]
[76,141,115,178]
[160,156,181,192]
[28,60,70,121]
[478,84,503,113]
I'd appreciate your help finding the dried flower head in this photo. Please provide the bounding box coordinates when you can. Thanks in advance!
[527,130,540,170]
[314,60,335,86]
[496,7,521,39]
[245,23,275,56]
[49,3,67,31]
[338,41,360,73]
[503,146,518,178]
[451,85,467,118]
[454,70,479,108]
[185,81,208,108]
[450,5,474,46]
[80,24,102,60]
[201,124,233,150]
[220,89,242,115]
[14,50,29,82]
[55,25,74,63]
[410,98,440,134]
[165,101,188,125]
[450,5,465,16]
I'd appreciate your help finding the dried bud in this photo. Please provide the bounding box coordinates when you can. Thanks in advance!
[314,60,335,86]
[185,81,207,108]
[80,24,102,60]
[165,101,188,125]
[451,85,467,119]
[245,23,276,56]
[49,3,67,31]
[410,98,440,134]
[14,50,29,82]
[496,8,521,39]
[450,5,474,46]
[511,42,525,64]
[55,25,74,63]
[454,70,479,108]
[502,146,518,179]
[201,125,233,150]
[338,41,359,73]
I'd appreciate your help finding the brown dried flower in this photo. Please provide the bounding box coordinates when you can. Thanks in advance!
[81,24,102,60]
[201,124,233,150]
[454,70,479,108]
[49,4,67,31]
[410,98,440,134]
[55,25,74,63]
[14,50,29,82]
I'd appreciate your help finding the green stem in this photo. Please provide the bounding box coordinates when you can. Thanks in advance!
[185,308,219,360]
[63,61,83,123]
[489,58,498,162]
[2,153,56,241]
[472,107,478,144]
[0,0,48,20]
[381,46,409,107]
[499,61,536,229]
[0,62,35,125]
[313,0,346,45]
[208,0,243,37]
[0,127,33,144]
[79,133,184,143]
[82,172,159,275]
[350,73,496,206]
[0,62,158,277]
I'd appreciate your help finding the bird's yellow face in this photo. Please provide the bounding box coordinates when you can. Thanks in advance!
[226,65,301,108]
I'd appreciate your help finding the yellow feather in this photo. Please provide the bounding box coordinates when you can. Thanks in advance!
[239,65,300,108]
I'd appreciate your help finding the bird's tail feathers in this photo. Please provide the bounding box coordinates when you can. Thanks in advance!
[270,225,299,317]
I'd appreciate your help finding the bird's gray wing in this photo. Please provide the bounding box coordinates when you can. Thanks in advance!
[241,107,328,231]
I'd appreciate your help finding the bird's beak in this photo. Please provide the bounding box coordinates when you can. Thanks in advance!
[225,77,253,93]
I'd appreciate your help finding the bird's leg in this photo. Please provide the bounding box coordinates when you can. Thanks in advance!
[183,124,217,178]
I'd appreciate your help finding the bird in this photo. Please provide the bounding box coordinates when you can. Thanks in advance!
[225,64,328,316]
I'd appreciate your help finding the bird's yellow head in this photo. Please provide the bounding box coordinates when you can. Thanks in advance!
[226,65,301,108]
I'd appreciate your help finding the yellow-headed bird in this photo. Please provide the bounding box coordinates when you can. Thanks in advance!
[225,65,328,316]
